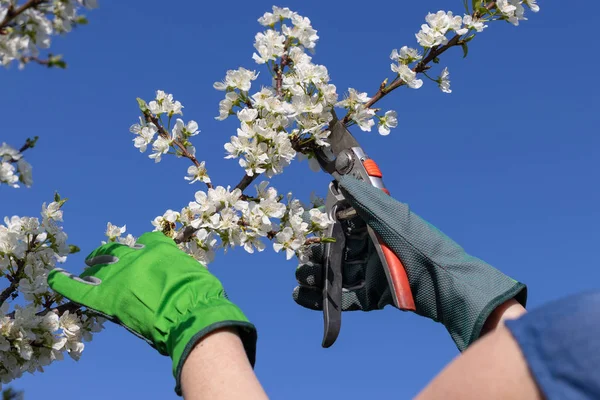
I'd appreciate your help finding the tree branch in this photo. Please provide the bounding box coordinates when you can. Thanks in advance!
[234,173,258,192]
[43,301,81,316]
[0,0,47,31]
[0,235,38,307]
[0,259,25,306]
[342,1,498,125]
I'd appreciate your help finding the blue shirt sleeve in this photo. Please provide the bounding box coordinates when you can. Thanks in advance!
[505,290,600,400]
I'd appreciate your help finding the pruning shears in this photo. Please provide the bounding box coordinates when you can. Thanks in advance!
[315,111,416,348]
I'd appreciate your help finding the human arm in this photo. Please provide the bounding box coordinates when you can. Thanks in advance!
[416,325,543,400]
[294,175,528,350]
[180,328,268,400]
[46,232,263,398]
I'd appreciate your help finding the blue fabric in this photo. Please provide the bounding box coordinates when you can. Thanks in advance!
[506,291,600,400]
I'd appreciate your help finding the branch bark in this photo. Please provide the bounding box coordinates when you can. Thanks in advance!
[342,1,498,125]
[0,0,47,31]
[234,173,258,192]
[0,259,25,306]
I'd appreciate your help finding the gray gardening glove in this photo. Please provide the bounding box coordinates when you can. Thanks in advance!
[293,175,527,351]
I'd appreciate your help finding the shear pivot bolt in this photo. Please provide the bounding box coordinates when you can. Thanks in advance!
[335,150,354,175]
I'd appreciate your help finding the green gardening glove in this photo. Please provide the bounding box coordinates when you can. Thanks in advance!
[293,175,527,351]
[47,231,256,396]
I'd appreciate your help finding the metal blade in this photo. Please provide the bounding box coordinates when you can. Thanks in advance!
[327,110,360,156]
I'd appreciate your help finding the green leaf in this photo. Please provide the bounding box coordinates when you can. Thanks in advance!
[320,237,337,243]
[472,0,482,10]
[69,245,81,254]
[54,192,61,202]
[75,16,89,25]
[464,34,476,43]
[136,98,149,112]
[25,136,39,148]
[461,42,469,58]
[48,55,67,69]
[433,57,440,64]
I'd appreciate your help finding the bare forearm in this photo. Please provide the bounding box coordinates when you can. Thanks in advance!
[416,326,542,400]
[181,328,268,400]
[482,298,527,336]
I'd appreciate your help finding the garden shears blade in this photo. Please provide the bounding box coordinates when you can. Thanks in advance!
[315,111,416,348]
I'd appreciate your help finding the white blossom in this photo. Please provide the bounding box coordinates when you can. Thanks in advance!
[462,15,487,32]
[308,208,333,230]
[390,46,422,65]
[149,136,170,163]
[497,0,527,26]
[213,67,259,92]
[105,222,126,240]
[173,119,199,138]
[337,88,370,108]
[439,67,452,94]
[353,105,376,132]
[416,24,447,48]
[0,0,96,68]
[185,162,211,184]
[130,118,158,153]
[525,0,540,12]
[391,63,423,89]
[283,14,319,49]
[258,6,294,26]
[0,199,104,386]
[378,110,398,136]
[252,29,286,64]
[215,92,239,121]
[237,108,259,123]
[148,90,183,116]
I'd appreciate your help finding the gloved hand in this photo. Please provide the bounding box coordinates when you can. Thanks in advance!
[47,231,256,396]
[294,175,527,351]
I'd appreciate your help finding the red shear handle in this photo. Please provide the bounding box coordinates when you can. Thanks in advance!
[363,159,416,311]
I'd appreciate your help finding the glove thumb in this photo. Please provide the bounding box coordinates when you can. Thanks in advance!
[338,175,409,241]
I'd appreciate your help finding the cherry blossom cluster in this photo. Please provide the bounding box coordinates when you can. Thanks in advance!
[0,0,97,69]
[384,1,540,98]
[0,198,104,388]
[128,2,541,267]
[0,142,32,188]
[106,181,332,266]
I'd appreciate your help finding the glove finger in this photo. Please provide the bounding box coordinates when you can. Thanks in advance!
[47,268,103,310]
[84,242,136,267]
[136,231,178,247]
[295,258,367,288]
[295,243,325,287]
[293,286,322,310]
[304,242,324,263]
[295,261,322,288]
[293,286,364,312]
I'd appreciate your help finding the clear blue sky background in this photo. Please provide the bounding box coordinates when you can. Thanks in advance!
[2,1,598,398]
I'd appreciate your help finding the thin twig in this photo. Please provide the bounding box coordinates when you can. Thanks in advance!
[143,111,214,189]
[19,56,51,66]
[7,136,38,163]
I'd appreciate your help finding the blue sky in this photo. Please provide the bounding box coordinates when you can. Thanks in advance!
[2,1,598,398]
